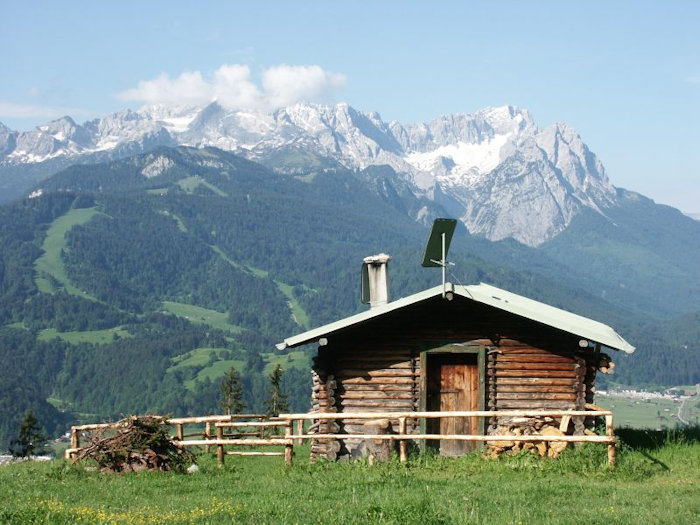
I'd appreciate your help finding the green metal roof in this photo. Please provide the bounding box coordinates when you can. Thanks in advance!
[276,282,635,354]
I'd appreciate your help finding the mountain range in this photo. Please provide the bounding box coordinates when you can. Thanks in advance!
[2,102,630,246]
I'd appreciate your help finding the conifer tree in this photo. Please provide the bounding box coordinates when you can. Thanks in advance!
[264,364,289,418]
[9,410,47,457]
[219,366,245,415]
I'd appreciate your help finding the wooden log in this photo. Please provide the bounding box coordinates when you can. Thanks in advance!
[342,399,418,412]
[284,420,294,467]
[495,355,575,363]
[398,417,407,463]
[215,421,287,428]
[176,438,293,446]
[493,400,577,409]
[168,414,265,424]
[296,419,304,446]
[337,383,415,392]
[491,370,577,378]
[494,378,578,386]
[335,369,420,378]
[205,422,212,453]
[493,385,575,393]
[606,414,616,467]
[490,362,576,371]
[559,414,572,433]
[495,393,577,401]
[340,376,415,385]
[336,391,415,400]
[226,451,284,456]
[216,426,224,467]
[312,381,337,391]
[334,361,413,369]
[363,419,395,462]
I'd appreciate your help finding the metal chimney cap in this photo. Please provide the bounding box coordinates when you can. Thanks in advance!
[363,253,391,264]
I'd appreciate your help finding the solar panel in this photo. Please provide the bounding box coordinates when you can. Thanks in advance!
[421,218,457,267]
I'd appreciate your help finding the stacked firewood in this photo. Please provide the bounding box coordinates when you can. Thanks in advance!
[486,417,568,459]
[310,367,341,461]
[75,416,195,473]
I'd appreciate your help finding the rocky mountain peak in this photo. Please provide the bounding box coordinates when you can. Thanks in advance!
[1,101,618,246]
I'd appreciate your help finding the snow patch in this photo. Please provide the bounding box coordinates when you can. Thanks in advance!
[405,133,511,184]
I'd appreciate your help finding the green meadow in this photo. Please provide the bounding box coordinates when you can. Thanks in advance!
[1,428,698,524]
[597,394,700,429]
[34,207,100,298]
[37,327,133,345]
[168,347,310,390]
[161,302,242,334]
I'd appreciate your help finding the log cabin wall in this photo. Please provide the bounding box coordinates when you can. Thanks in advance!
[307,295,600,459]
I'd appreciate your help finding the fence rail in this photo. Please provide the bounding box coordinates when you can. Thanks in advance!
[66,406,616,468]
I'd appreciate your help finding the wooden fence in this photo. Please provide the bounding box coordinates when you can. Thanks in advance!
[66,406,616,468]
[275,405,616,467]
[65,414,267,460]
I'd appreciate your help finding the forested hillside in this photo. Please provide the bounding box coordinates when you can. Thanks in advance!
[0,146,697,448]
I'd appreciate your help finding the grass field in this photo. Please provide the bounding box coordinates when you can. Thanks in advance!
[597,393,700,429]
[37,327,133,345]
[168,347,310,390]
[275,280,311,329]
[162,302,242,334]
[1,428,698,524]
[34,207,100,298]
[176,176,228,197]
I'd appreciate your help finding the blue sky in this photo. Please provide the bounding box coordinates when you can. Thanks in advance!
[1,1,699,213]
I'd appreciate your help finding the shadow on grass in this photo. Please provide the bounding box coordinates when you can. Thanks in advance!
[616,425,700,451]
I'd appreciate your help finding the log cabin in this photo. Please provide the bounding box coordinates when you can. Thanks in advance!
[276,253,635,460]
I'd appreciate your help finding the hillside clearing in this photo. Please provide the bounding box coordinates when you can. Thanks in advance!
[161,302,242,334]
[37,327,132,345]
[34,206,100,298]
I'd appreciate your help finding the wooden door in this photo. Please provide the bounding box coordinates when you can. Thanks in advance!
[426,353,480,455]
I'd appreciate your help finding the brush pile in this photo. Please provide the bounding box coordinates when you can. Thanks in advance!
[75,416,195,473]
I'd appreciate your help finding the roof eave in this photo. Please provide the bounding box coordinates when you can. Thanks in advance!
[276,282,636,354]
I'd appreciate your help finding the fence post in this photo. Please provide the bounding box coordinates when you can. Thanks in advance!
[176,423,184,441]
[216,425,225,467]
[398,417,407,463]
[295,419,303,446]
[259,416,265,439]
[284,420,294,467]
[205,422,212,453]
[605,414,616,467]
[65,428,79,460]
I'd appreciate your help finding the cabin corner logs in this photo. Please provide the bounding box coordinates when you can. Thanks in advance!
[306,296,610,461]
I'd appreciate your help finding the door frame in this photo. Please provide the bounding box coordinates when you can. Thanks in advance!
[419,344,486,448]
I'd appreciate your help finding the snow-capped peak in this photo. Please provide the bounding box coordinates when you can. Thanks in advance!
[1,101,617,246]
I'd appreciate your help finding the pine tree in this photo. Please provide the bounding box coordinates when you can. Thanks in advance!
[9,410,47,457]
[219,366,245,415]
[264,364,289,418]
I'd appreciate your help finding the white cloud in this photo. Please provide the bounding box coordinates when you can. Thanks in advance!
[117,64,347,112]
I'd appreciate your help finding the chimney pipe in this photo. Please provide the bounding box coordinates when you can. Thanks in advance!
[361,253,391,308]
